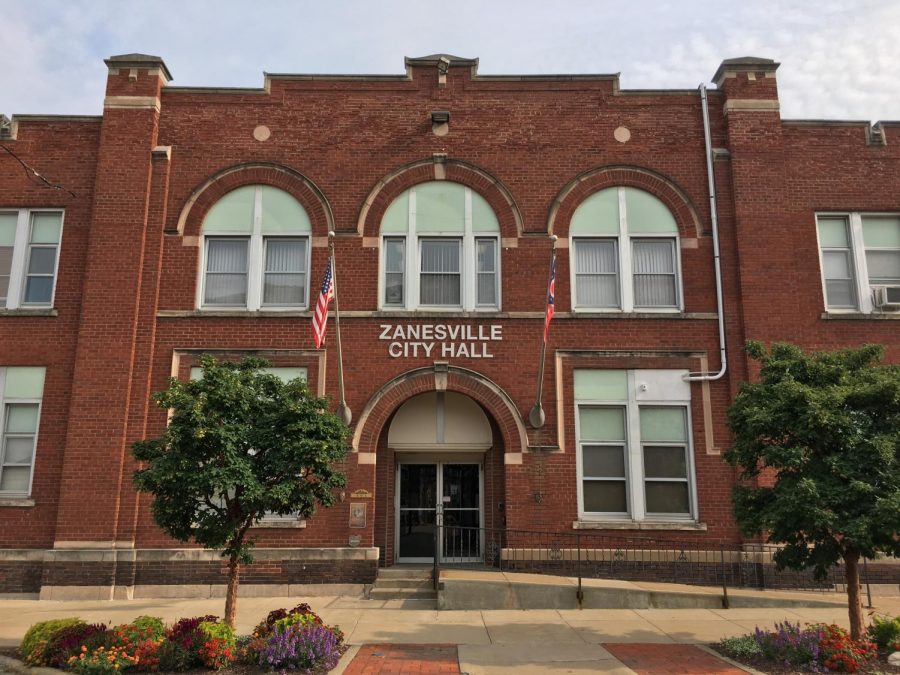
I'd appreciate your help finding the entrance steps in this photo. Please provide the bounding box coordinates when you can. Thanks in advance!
[369,565,437,603]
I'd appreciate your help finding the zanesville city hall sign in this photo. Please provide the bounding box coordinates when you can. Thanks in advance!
[379,323,502,358]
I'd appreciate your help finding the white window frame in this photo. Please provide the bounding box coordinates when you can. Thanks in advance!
[197,187,311,311]
[575,370,697,523]
[816,212,900,314]
[0,369,42,498]
[0,209,64,310]
[570,188,682,313]
[378,186,501,312]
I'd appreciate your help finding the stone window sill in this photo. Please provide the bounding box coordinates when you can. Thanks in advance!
[573,520,707,531]
[0,497,36,508]
[251,518,306,529]
[0,309,57,317]
[821,311,900,320]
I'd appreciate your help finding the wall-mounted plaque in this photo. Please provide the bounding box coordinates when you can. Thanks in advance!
[351,489,373,499]
[349,502,367,528]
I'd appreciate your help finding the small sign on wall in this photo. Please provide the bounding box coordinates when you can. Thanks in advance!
[351,489,373,499]
[349,502,367,528]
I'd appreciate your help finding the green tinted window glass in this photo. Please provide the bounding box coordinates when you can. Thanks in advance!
[625,189,677,234]
[574,370,627,400]
[31,213,62,243]
[579,407,625,441]
[190,366,306,383]
[639,407,686,442]
[381,191,409,234]
[861,216,900,248]
[818,217,850,248]
[260,187,310,234]
[471,191,500,233]
[203,186,256,233]
[570,188,619,235]
[415,182,466,233]
[4,367,46,399]
[5,404,39,433]
[0,214,16,246]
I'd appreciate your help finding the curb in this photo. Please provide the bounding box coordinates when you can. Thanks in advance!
[331,644,360,675]
[0,655,63,675]
[695,644,766,675]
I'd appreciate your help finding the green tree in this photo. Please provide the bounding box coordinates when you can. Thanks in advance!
[725,342,900,639]
[133,356,348,628]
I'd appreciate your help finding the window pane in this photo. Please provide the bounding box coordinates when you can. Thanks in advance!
[583,480,627,513]
[633,275,676,307]
[575,240,617,273]
[263,273,305,305]
[204,274,247,305]
[822,250,852,278]
[0,247,12,300]
[825,280,855,307]
[421,240,459,272]
[27,247,56,275]
[23,277,53,304]
[640,407,686,442]
[0,214,16,246]
[576,275,619,307]
[477,239,496,273]
[420,240,460,305]
[643,446,687,478]
[385,273,404,305]
[203,186,255,233]
[582,445,625,477]
[633,240,676,307]
[384,238,405,305]
[265,240,305,272]
[6,404,39,434]
[30,213,62,243]
[861,216,900,248]
[818,217,850,248]
[385,238,405,273]
[574,370,627,400]
[260,186,311,234]
[579,407,625,441]
[865,250,900,283]
[575,239,618,307]
[625,188,678,234]
[420,275,460,305]
[207,239,248,272]
[0,466,30,493]
[477,272,497,306]
[633,240,675,273]
[645,482,690,514]
[4,437,35,464]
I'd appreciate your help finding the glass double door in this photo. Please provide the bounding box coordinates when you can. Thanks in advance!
[397,462,481,563]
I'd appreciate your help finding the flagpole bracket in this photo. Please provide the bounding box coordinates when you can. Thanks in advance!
[528,403,545,429]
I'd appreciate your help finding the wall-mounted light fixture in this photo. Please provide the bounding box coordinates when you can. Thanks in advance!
[437,56,450,86]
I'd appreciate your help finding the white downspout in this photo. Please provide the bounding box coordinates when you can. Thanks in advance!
[685,84,727,381]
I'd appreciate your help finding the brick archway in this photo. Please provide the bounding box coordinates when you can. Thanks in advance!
[174,162,334,237]
[352,364,527,457]
[547,165,704,238]
[356,157,523,239]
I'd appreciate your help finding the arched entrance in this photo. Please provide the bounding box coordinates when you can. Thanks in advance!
[390,392,491,563]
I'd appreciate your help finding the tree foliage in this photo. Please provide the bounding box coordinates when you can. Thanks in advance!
[725,342,900,638]
[132,356,348,625]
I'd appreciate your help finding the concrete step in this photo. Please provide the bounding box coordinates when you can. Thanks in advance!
[376,566,433,580]
[376,578,435,589]
[369,587,437,600]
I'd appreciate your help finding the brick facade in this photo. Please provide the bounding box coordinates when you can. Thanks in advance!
[0,53,897,597]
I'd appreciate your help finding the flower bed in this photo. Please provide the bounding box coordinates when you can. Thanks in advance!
[714,616,900,674]
[17,603,345,674]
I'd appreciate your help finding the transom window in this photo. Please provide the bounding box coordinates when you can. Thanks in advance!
[0,367,46,497]
[570,187,681,312]
[817,213,900,312]
[200,186,311,310]
[575,369,696,522]
[0,210,63,309]
[380,182,500,311]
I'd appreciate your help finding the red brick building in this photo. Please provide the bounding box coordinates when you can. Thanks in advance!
[0,53,897,599]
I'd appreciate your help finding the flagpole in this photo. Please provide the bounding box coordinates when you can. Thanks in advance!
[529,234,558,429]
[329,231,352,426]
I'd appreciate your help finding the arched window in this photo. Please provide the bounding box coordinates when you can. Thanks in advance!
[570,187,681,312]
[380,182,500,311]
[200,186,311,310]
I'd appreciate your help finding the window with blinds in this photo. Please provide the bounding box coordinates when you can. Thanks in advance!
[0,211,63,309]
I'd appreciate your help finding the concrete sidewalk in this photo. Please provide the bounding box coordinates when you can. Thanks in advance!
[1,590,897,674]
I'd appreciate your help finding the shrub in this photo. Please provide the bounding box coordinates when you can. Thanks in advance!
[867,613,900,650]
[752,621,823,669]
[259,624,340,672]
[198,637,235,670]
[43,623,107,668]
[21,618,85,665]
[155,639,192,672]
[130,617,165,641]
[252,603,321,640]
[272,612,322,633]
[67,644,138,674]
[166,615,218,667]
[199,620,236,648]
[718,634,763,660]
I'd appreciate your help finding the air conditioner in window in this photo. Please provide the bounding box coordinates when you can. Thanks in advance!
[872,285,900,311]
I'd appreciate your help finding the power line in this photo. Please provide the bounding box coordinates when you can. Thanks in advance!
[0,144,77,198]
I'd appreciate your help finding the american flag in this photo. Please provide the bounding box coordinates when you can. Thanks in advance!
[543,252,556,343]
[312,259,334,349]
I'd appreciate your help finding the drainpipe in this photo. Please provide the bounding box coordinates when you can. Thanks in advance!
[685,83,727,382]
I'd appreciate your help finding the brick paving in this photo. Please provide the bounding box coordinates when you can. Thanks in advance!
[604,643,746,674]
[343,644,461,675]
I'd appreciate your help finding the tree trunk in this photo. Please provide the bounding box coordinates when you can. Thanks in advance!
[224,554,241,630]
[843,549,865,641]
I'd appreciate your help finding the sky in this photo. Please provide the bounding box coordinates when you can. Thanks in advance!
[3,0,899,122]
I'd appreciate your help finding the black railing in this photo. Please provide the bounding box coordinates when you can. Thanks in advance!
[431,524,884,607]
